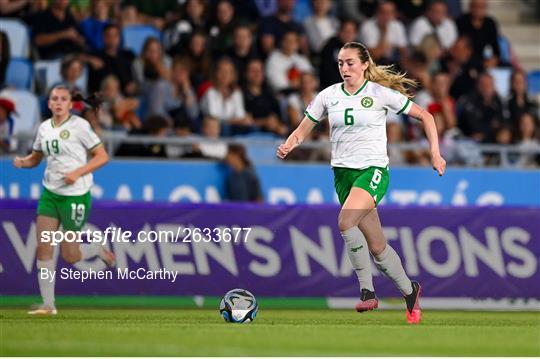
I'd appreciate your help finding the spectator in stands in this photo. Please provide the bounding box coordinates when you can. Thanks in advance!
[386,122,407,165]
[164,0,206,54]
[79,0,111,52]
[507,70,538,124]
[224,143,263,202]
[458,73,505,143]
[407,52,431,94]
[303,0,338,55]
[99,75,141,130]
[393,0,428,23]
[208,0,239,57]
[338,0,378,24]
[258,0,308,56]
[133,37,172,118]
[166,58,200,133]
[32,0,86,59]
[409,0,458,52]
[0,97,15,153]
[515,112,540,167]
[0,0,47,22]
[227,25,260,86]
[115,115,172,157]
[242,58,286,136]
[53,55,87,96]
[200,57,252,136]
[319,19,358,88]
[426,72,457,132]
[456,0,500,69]
[441,36,481,100]
[287,72,319,129]
[359,1,408,66]
[81,107,103,136]
[87,23,137,96]
[417,34,443,75]
[189,117,228,160]
[265,31,313,94]
[0,32,9,88]
[119,0,178,30]
[182,31,212,90]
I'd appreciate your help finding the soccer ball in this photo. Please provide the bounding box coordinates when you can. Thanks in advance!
[220,288,258,323]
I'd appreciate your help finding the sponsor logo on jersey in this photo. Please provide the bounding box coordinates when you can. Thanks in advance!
[361,97,373,108]
[329,100,339,107]
[60,130,70,140]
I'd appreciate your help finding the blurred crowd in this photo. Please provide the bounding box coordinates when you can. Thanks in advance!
[0,0,539,167]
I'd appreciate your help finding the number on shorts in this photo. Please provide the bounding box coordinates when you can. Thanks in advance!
[370,169,382,190]
[70,203,85,226]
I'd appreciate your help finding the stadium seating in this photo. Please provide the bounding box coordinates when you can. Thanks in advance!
[34,59,89,95]
[0,18,30,58]
[0,88,41,134]
[122,25,161,56]
[5,58,33,90]
[527,70,540,96]
[489,67,512,99]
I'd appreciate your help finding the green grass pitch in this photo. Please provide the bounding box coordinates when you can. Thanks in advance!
[1,309,539,356]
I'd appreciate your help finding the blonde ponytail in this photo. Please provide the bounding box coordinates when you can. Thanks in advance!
[341,42,417,98]
[365,59,417,98]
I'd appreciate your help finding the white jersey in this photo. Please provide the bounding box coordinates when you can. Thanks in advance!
[304,80,412,169]
[33,115,102,196]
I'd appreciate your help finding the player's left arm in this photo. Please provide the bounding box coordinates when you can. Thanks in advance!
[408,103,446,176]
[64,144,109,185]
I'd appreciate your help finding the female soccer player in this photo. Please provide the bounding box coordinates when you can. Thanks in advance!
[13,86,114,315]
[277,42,446,324]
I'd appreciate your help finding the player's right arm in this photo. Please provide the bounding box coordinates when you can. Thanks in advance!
[277,117,316,159]
[13,151,44,168]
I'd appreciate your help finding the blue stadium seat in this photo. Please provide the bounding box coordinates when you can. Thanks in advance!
[34,59,62,94]
[122,25,161,56]
[0,89,41,134]
[497,35,512,65]
[527,70,540,96]
[6,58,33,90]
[0,18,30,58]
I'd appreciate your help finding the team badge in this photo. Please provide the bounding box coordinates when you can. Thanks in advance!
[361,97,373,108]
[60,129,70,140]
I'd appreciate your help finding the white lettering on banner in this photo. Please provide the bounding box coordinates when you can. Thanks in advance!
[113,223,161,271]
[398,227,420,276]
[143,185,153,201]
[205,186,221,203]
[30,184,41,199]
[290,226,338,276]
[157,224,196,275]
[306,189,324,204]
[244,226,281,277]
[169,185,201,202]
[390,190,417,205]
[91,184,103,198]
[452,180,468,205]
[476,192,504,206]
[10,183,19,198]
[3,221,38,272]
[460,227,505,277]
[418,191,442,205]
[269,188,296,204]
[192,237,238,275]
[502,227,537,278]
[72,223,108,272]
[417,227,461,277]
[116,185,132,201]
[0,185,4,198]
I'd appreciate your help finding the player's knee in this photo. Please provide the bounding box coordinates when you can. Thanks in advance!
[369,243,386,256]
[338,213,356,232]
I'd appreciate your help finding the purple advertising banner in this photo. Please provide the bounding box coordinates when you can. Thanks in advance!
[1,200,539,298]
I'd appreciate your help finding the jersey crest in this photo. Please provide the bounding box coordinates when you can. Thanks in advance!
[361,96,373,108]
[60,129,70,140]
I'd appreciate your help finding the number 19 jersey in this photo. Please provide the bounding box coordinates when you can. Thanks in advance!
[33,115,102,196]
[304,80,412,169]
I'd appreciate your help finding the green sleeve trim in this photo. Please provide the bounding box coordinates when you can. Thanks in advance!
[396,98,411,115]
[304,111,319,123]
[89,142,103,151]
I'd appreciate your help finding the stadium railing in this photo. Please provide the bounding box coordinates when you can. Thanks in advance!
[4,132,540,168]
